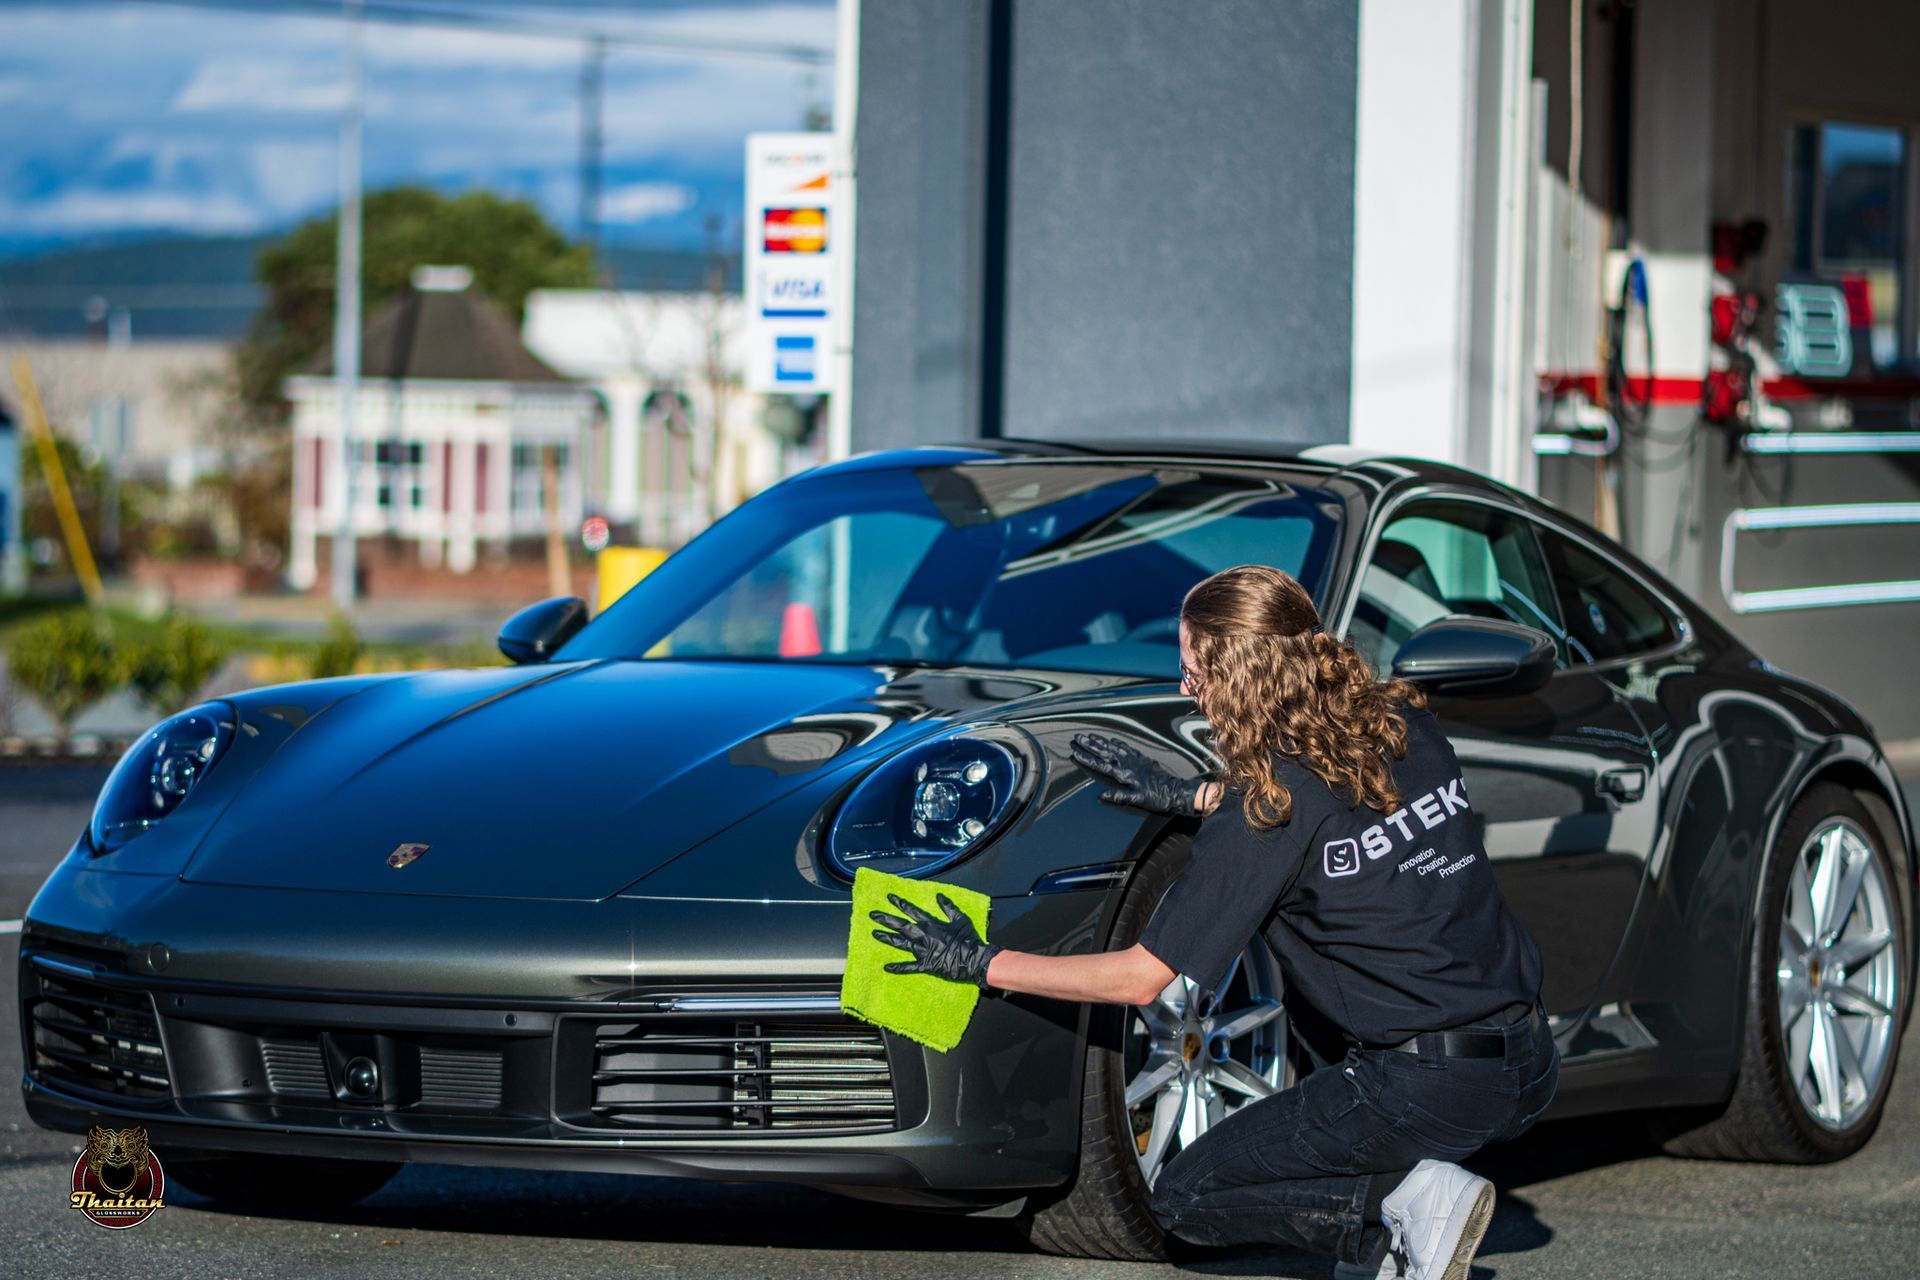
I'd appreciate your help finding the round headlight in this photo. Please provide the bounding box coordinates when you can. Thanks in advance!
[90,702,236,853]
[824,729,1033,879]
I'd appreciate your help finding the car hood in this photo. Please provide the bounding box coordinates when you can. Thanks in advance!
[182,658,1089,900]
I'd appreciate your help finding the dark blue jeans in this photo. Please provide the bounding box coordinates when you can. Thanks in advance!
[1149,1007,1559,1267]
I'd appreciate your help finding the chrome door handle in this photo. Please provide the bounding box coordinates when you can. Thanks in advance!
[1597,766,1647,803]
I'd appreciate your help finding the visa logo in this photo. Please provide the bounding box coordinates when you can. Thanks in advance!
[761,274,829,319]
[769,278,825,302]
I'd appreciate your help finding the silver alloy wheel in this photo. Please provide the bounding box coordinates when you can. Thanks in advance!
[1777,816,1900,1131]
[1124,940,1290,1188]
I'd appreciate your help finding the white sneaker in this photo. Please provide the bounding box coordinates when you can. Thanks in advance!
[1378,1159,1495,1280]
[1332,1251,1401,1280]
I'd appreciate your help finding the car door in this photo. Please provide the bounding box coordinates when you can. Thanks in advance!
[1339,494,1661,1033]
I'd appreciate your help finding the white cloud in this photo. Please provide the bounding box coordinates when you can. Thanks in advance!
[365,26,584,72]
[362,4,834,71]
[0,188,264,235]
[0,1,836,250]
[599,181,695,224]
[171,59,346,114]
[250,141,339,219]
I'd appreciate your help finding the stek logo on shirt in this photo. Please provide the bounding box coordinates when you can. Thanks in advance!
[1321,775,1471,879]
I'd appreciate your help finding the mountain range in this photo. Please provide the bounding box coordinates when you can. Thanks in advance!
[0,235,740,342]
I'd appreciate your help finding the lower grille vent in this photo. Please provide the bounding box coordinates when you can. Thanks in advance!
[26,965,170,1101]
[588,1019,894,1132]
[260,1038,330,1098]
[419,1046,504,1109]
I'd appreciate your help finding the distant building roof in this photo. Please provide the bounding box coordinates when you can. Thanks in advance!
[304,276,569,384]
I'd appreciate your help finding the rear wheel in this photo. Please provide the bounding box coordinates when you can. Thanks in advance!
[1660,783,1908,1161]
[1019,832,1297,1259]
[166,1150,403,1209]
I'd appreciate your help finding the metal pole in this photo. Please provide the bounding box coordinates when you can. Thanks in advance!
[580,35,606,254]
[826,0,859,463]
[331,0,364,609]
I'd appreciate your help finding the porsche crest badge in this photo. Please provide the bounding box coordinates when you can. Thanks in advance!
[386,843,429,869]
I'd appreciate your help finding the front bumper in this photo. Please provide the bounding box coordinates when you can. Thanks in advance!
[18,864,1113,1203]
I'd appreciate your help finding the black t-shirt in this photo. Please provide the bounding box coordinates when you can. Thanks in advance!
[1136,704,1544,1046]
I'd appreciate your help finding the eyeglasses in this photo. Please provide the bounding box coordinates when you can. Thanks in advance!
[1179,659,1203,693]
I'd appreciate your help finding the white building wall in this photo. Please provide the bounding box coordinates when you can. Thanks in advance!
[0,339,233,487]
[523,289,798,546]
[1351,0,1537,492]
[1349,0,1482,470]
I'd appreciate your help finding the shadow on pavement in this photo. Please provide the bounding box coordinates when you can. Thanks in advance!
[164,1165,1032,1253]
[153,1107,1673,1276]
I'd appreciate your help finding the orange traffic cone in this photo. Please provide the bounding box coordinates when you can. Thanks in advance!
[779,601,822,657]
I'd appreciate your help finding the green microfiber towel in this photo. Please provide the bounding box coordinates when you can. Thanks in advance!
[841,867,992,1054]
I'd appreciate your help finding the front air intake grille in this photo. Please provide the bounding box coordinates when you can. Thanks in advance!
[25,964,170,1102]
[260,1037,330,1098]
[419,1046,504,1109]
[587,1019,895,1132]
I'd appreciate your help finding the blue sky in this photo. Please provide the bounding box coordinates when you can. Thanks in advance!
[0,0,837,257]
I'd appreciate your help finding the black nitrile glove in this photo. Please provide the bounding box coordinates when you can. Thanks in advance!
[1070,731,1202,816]
[869,892,1002,990]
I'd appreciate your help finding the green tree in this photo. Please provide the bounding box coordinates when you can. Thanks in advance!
[123,615,230,716]
[237,186,598,420]
[307,612,364,680]
[7,612,121,741]
[19,433,114,578]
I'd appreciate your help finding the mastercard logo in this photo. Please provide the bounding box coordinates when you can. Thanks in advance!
[765,207,828,254]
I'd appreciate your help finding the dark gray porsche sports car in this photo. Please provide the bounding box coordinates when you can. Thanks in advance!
[19,440,1914,1259]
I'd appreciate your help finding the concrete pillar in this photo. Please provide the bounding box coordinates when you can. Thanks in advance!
[1351,0,1536,491]
[603,378,643,526]
[288,426,319,590]
[446,434,477,575]
[1350,0,1478,466]
[1620,0,1715,596]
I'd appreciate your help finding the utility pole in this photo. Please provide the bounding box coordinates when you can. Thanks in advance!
[827,0,859,463]
[580,35,607,254]
[331,0,365,609]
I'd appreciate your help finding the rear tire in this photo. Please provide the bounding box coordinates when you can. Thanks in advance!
[1660,783,1908,1161]
[166,1150,403,1209]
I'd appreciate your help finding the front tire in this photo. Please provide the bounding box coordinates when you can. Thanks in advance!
[1661,782,1908,1161]
[1018,832,1296,1259]
[166,1150,403,1209]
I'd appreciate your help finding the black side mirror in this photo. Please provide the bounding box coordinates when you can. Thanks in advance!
[498,596,588,665]
[1389,617,1555,697]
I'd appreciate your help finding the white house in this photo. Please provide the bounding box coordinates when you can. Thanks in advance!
[286,267,597,587]
[521,288,827,550]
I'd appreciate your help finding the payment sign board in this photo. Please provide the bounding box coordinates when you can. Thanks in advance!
[746,133,836,393]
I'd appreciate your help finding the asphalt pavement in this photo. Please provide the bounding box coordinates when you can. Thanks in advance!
[3,763,1917,1279]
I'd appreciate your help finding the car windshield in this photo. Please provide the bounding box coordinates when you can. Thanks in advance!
[557,460,1343,678]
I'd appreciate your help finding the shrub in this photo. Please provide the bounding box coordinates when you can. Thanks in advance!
[7,611,121,740]
[307,612,364,679]
[124,615,230,716]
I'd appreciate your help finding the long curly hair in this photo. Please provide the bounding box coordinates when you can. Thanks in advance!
[1183,564,1427,831]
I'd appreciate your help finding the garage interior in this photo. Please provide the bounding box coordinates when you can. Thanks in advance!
[848,0,1920,739]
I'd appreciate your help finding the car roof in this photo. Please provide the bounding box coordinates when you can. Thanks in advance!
[814,436,1503,495]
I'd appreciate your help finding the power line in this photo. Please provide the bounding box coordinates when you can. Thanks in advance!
[104,0,835,63]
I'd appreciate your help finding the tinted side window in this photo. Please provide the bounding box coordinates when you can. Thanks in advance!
[1349,500,1566,673]
[1540,532,1679,664]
